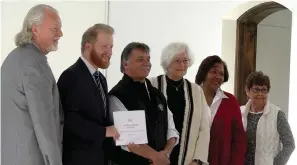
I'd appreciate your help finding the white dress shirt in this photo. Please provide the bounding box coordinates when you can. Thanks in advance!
[80,56,99,79]
[109,95,179,152]
[209,88,228,125]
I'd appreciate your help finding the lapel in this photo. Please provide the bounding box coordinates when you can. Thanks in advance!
[76,58,99,90]
[75,58,106,110]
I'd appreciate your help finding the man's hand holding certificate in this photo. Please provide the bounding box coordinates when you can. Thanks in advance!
[113,110,148,146]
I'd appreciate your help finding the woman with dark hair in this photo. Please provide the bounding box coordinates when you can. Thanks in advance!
[241,71,295,165]
[195,55,246,165]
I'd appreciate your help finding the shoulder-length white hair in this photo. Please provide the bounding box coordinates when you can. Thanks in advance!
[160,42,195,72]
[15,4,58,47]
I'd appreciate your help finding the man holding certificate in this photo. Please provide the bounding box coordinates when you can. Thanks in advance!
[108,42,179,165]
[58,24,118,165]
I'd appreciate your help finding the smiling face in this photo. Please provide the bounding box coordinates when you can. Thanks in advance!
[244,71,271,109]
[167,50,190,80]
[204,62,224,92]
[246,85,269,108]
[123,48,151,81]
[88,32,113,69]
[32,8,63,54]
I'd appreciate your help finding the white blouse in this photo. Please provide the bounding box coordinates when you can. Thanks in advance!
[208,88,228,125]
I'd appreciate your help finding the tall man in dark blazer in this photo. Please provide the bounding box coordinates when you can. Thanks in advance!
[57,23,119,165]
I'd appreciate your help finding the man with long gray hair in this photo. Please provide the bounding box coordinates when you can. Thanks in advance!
[1,4,63,165]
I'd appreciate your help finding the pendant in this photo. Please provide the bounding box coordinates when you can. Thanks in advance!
[175,87,178,91]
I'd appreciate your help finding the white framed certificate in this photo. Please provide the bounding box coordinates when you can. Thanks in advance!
[113,110,148,146]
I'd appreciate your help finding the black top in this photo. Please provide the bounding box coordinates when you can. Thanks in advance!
[165,76,186,165]
[109,74,169,165]
[245,110,295,165]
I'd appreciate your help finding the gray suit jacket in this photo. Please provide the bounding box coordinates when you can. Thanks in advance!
[1,44,63,165]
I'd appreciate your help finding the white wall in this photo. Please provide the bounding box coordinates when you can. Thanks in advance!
[0,0,246,89]
[0,1,2,70]
[1,1,108,79]
[106,1,242,89]
[256,9,292,115]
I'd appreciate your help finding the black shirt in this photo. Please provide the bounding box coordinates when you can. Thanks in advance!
[165,76,186,165]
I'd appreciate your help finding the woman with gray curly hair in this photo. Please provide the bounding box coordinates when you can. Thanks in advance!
[150,42,210,165]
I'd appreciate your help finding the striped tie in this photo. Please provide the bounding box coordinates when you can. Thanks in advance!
[93,71,107,116]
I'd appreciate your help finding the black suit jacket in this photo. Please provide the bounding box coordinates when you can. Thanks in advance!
[57,58,112,165]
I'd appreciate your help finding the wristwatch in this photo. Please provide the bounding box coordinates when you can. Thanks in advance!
[193,159,203,165]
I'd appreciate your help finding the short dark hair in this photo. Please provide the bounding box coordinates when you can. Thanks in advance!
[120,42,150,73]
[195,55,229,85]
[245,71,271,91]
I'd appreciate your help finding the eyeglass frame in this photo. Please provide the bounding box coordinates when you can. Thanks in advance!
[173,58,190,65]
[250,87,269,94]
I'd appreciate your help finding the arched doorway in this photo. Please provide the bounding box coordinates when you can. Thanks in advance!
[221,1,296,164]
[234,1,290,105]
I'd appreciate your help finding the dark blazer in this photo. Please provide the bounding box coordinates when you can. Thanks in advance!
[57,58,111,165]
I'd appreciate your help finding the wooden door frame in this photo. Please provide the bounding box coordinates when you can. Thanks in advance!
[235,1,287,105]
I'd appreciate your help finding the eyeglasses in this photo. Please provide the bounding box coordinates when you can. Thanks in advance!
[174,59,190,65]
[250,88,268,94]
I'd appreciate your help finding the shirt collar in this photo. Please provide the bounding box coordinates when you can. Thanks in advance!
[242,99,271,117]
[27,43,46,59]
[80,56,98,74]
[32,43,43,53]
[200,83,228,99]
[210,88,228,106]
[216,88,228,99]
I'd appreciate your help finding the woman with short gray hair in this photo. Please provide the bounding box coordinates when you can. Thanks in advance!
[150,42,210,165]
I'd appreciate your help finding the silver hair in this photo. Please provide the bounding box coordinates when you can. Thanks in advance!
[160,42,195,72]
[15,4,58,46]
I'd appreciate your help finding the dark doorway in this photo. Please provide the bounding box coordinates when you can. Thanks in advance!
[234,1,289,105]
